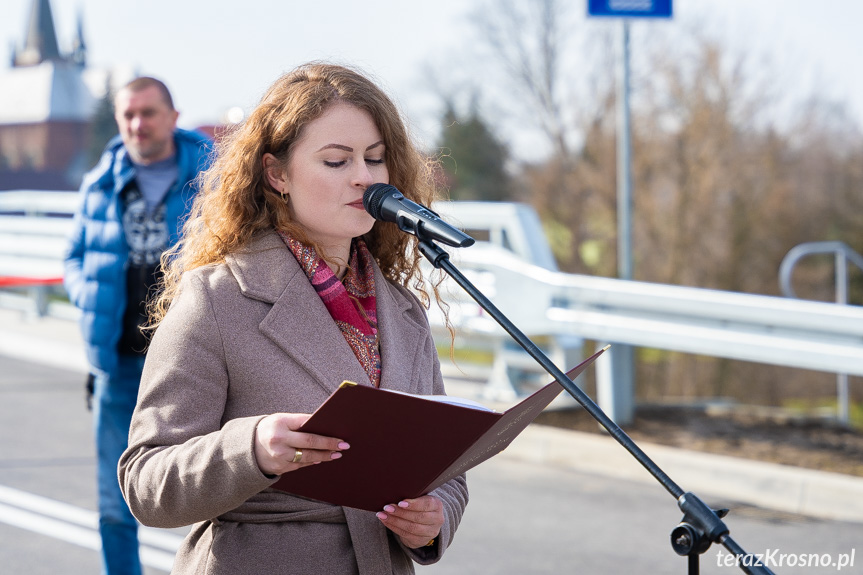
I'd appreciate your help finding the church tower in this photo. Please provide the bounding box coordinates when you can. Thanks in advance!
[0,0,105,190]
[12,0,63,66]
[70,12,88,67]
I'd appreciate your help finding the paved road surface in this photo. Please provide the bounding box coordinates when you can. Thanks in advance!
[1,354,861,574]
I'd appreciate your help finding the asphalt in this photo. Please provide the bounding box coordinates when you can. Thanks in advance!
[3,304,863,574]
[2,305,861,527]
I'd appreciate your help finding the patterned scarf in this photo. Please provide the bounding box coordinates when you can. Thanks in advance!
[279,233,381,387]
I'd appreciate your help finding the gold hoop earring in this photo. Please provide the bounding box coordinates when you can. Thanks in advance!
[279,191,289,204]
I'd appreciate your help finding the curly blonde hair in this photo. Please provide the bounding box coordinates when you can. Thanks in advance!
[149,62,444,328]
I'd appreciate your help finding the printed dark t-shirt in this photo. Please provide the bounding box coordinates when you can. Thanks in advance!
[117,180,170,355]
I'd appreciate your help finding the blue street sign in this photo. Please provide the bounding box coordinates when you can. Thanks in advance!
[588,0,672,18]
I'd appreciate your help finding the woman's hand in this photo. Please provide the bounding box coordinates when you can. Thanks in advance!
[254,413,349,476]
[376,495,444,549]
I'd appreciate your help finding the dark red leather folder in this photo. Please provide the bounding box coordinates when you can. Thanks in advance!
[272,346,607,511]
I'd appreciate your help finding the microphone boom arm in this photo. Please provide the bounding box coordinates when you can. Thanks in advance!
[418,237,774,575]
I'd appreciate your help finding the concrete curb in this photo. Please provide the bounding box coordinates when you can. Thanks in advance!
[503,424,863,523]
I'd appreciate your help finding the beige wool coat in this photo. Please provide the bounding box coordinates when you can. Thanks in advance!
[118,231,469,574]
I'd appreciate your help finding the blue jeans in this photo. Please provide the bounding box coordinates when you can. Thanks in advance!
[93,354,144,575]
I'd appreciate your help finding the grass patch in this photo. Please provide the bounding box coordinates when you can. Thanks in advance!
[781,397,863,429]
[435,345,495,366]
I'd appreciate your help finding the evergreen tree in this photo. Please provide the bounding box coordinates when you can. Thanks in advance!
[437,101,512,201]
[87,81,118,169]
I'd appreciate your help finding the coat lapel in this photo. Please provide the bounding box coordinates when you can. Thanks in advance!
[227,232,369,396]
[226,230,431,396]
[261,278,370,396]
[374,265,426,394]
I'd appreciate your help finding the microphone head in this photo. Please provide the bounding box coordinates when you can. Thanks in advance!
[363,183,401,219]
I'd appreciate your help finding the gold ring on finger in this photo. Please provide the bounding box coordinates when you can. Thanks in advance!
[291,448,303,463]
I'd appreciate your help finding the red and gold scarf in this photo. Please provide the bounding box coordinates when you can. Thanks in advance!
[279,233,381,387]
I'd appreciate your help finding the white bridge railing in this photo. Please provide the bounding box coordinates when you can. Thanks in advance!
[4,191,863,424]
[0,190,76,316]
[426,244,863,424]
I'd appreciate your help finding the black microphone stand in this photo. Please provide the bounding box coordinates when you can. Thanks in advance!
[417,236,776,575]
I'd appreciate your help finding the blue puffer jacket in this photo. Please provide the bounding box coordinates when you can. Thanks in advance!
[63,129,213,377]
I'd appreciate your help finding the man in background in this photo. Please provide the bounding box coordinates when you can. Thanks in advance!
[64,77,212,575]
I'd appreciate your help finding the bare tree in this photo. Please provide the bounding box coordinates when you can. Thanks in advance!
[472,0,567,158]
[434,1,863,411]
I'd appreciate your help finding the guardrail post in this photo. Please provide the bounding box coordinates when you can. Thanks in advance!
[31,285,49,318]
[484,339,521,402]
[596,343,635,426]
[779,241,863,425]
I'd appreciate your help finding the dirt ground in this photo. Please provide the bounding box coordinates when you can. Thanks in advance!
[533,403,863,478]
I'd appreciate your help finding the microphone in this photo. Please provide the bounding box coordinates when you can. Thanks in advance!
[363,183,475,248]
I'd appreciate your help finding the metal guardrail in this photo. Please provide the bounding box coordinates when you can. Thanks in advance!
[780,241,863,302]
[435,245,863,372]
[429,243,863,423]
[0,190,76,316]
[4,190,863,425]
[0,189,80,215]
[0,190,75,280]
[778,241,863,424]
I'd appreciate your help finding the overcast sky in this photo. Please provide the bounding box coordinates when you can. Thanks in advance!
[3,0,862,160]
